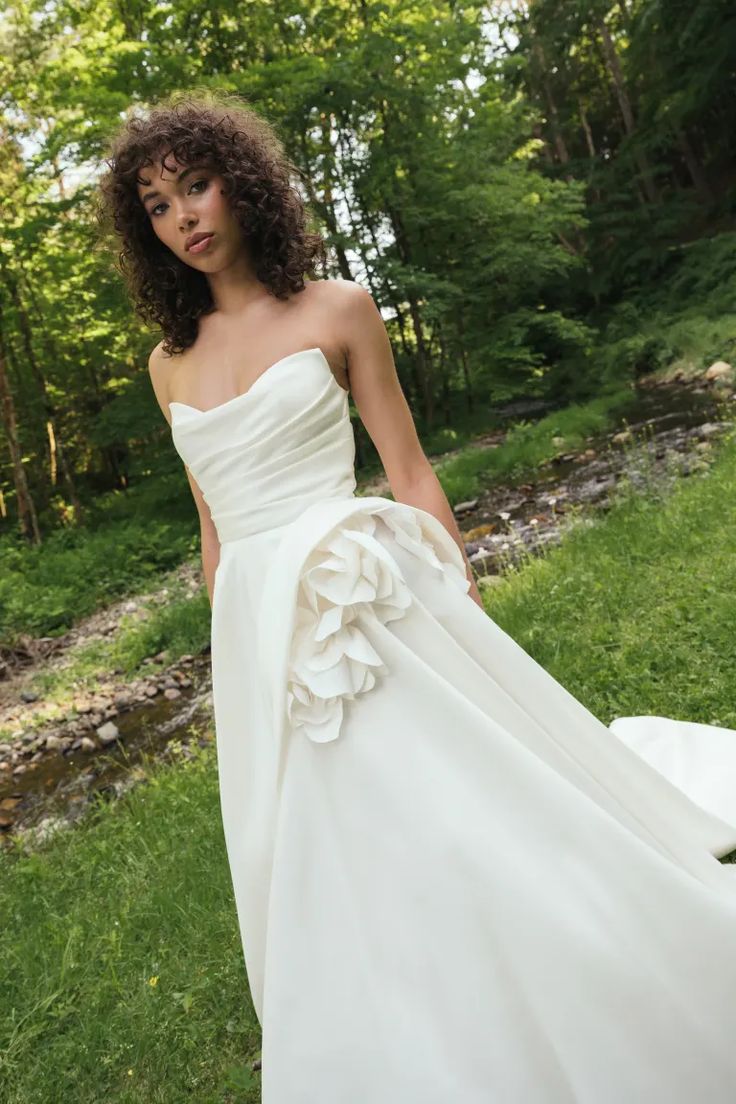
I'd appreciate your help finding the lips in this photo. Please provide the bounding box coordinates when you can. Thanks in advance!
[186,232,213,251]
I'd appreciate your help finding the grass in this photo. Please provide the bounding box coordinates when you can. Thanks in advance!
[485,428,736,728]
[1,739,262,1104]
[434,382,633,503]
[2,422,735,1102]
[0,472,198,642]
[0,564,212,742]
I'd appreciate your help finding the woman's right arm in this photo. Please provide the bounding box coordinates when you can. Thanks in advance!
[183,465,221,607]
[148,344,221,608]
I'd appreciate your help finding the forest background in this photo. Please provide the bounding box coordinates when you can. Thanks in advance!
[1,0,735,641]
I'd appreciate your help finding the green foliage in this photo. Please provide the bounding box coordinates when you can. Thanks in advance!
[0,477,197,640]
[593,231,736,381]
[1,0,734,584]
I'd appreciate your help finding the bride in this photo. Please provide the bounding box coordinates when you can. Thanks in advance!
[99,90,736,1103]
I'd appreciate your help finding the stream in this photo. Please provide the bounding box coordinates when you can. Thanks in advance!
[1,373,733,849]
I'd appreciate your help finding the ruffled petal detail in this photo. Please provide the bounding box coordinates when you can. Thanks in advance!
[285,504,471,744]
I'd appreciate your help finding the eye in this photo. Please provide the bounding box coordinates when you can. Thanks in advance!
[150,178,209,217]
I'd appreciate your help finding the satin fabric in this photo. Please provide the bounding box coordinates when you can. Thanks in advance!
[170,347,736,1103]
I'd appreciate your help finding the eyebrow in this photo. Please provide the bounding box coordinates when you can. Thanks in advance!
[140,165,205,205]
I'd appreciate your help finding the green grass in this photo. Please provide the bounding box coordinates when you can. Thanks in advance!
[1,740,262,1104]
[434,383,633,503]
[0,564,212,742]
[591,231,736,384]
[0,473,198,643]
[31,582,210,698]
[2,423,735,1102]
[485,429,736,728]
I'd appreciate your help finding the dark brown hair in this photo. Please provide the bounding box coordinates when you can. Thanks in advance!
[96,89,328,355]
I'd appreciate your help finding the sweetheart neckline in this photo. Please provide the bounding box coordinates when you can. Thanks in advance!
[167,346,347,419]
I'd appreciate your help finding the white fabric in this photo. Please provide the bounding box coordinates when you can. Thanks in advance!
[170,347,736,1103]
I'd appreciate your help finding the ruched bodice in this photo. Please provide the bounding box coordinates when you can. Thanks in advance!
[169,347,356,541]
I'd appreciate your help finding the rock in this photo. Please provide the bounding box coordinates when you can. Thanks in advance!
[464,523,496,541]
[31,815,65,844]
[163,688,181,701]
[96,721,121,746]
[145,685,159,698]
[19,690,39,703]
[45,734,64,751]
[80,736,97,752]
[113,691,135,709]
[704,360,733,382]
[12,763,28,776]
[612,430,632,444]
[453,499,478,514]
[695,422,724,439]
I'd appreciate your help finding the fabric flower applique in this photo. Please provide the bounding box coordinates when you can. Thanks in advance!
[285,503,470,743]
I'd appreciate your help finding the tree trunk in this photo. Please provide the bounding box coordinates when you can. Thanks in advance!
[0,334,41,544]
[7,269,85,523]
[596,15,659,205]
[532,41,570,166]
[676,128,715,206]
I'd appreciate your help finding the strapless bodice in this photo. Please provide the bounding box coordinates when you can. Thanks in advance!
[169,347,357,541]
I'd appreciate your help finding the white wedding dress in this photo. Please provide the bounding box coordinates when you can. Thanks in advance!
[169,346,736,1103]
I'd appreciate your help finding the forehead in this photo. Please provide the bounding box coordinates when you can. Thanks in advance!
[136,150,188,193]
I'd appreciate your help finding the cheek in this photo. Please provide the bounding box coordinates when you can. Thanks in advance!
[208,184,233,222]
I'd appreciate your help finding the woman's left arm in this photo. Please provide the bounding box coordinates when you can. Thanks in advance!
[336,283,484,610]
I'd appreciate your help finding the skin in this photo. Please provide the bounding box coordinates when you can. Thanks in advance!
[138,150,483,609]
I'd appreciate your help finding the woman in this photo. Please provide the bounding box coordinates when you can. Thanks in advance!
[98,90,736,1102]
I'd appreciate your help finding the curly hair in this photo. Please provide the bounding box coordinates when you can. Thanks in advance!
[96,89,328,355]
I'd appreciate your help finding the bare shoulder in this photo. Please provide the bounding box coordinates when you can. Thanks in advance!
[147,339,179,425]
[315,279,381,364]
[315,277,373,312]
